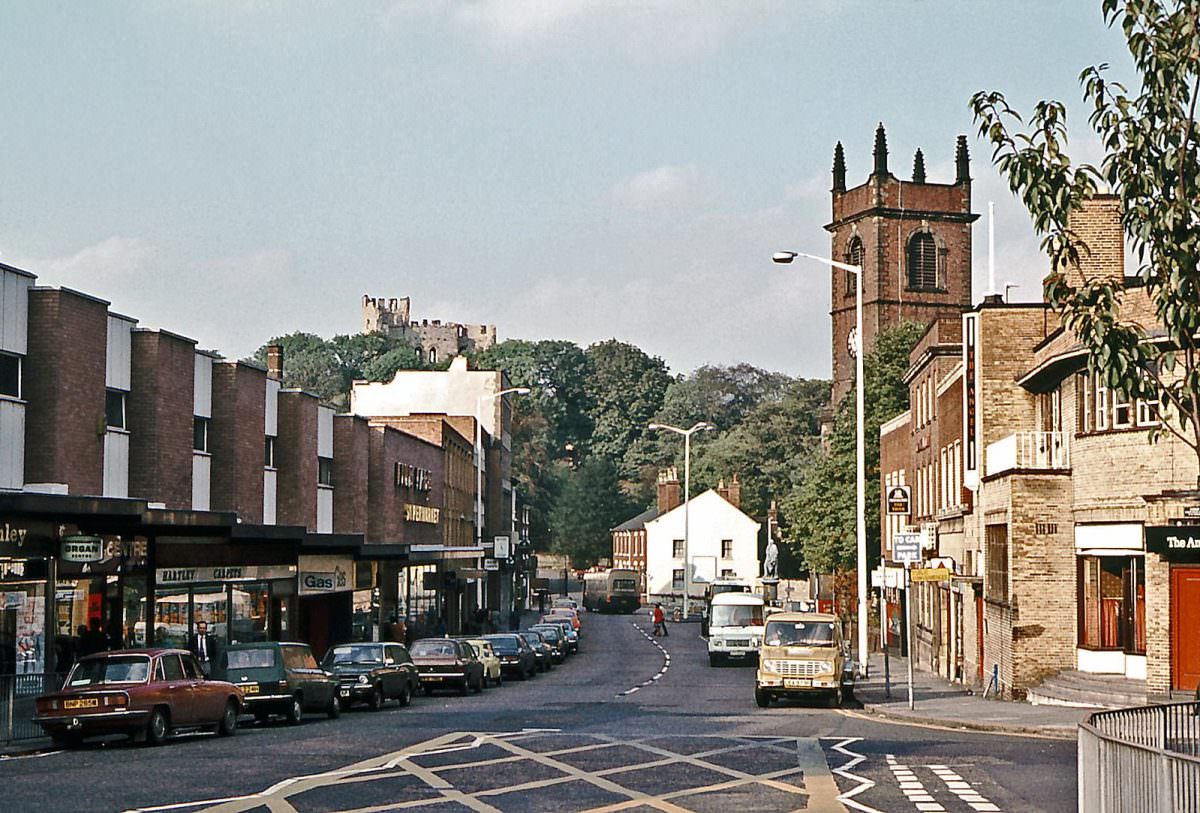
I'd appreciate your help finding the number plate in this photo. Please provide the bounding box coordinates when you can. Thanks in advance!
[63,697,99,710]
[239,683,260,695]
[339,688,350,697]
[784,678,812,688]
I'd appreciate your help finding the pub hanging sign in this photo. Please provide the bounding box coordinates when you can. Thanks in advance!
[1146,526,1200,561]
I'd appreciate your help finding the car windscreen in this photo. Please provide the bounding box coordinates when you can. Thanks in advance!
[323,645,382,666]
[410,640,457,657]
[531,627,560,641]
[613,579,637,590]
[764,620,836,646]
[225,648,277,670]
[67,656,150,687]
[484,637,519,654]
[710,604,764,628]
[519,633,544,645]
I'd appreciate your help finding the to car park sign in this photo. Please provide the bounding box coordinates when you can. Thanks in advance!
[891,532,922,564]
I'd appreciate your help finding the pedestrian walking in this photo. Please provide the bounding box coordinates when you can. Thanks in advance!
[652,604,668,637]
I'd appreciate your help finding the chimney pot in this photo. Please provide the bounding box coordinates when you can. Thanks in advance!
[266,344,284,381]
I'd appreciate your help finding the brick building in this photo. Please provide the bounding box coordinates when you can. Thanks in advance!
[611,468,681,577]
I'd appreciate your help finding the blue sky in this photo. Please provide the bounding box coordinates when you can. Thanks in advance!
[1,1,1131,378]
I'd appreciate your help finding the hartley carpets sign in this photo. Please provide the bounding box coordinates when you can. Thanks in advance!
[1146,526,1200,561]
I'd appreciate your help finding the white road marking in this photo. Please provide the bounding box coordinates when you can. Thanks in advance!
[926,764,1003,812]
[887,754,944,812]
[822,736,886,813]
[617,621,670,697]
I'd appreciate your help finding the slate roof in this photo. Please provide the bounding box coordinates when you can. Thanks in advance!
[611,506,661,533]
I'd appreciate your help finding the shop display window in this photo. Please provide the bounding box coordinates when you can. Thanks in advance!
[1078,555,1145,654]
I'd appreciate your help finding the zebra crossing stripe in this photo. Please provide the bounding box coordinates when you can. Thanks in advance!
[926,764,1002,812]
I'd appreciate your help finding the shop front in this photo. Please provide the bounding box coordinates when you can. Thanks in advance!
[1146,524,1200,691]
[296,553,356,658]
[1075,524,1146,679]
[152,564,297,649]
[0,519,58,675]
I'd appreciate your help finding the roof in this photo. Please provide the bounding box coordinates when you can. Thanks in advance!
[612,506,661,532]
[766,612,838,623]
[645,489,760,529]
[711,592,765,606]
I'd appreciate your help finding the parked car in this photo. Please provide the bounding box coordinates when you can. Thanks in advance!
[34,649,243,747]
[517,631,554,672]
[755,612,847,707]
[410,638,485,695]
[546,608,581,635]
[529,624,567,663]
[482,634,537,680]
[462,638,503,687]
[321,642,420,709]
[212,642,340,724]
[552,597,578,611]
[538,617,579,654]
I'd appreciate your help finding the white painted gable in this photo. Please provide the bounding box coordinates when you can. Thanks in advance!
[644,490,761,600]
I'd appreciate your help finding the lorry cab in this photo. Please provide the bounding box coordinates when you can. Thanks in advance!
[754,612,845,707]
[706,592,764,666]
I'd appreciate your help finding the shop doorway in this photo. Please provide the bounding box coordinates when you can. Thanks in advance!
[1172,567,1200,691]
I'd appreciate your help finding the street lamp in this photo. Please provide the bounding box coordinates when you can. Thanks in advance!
[647,421,714,619]
[773,249,868,678]
[476,387,531,547]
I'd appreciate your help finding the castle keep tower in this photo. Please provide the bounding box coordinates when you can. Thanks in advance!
[361,295,496,364]
[827,125,978,405]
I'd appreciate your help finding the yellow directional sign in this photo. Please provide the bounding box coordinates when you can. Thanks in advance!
[909,567,952,583]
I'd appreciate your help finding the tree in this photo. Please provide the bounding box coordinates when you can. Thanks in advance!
[549,457,639,567]
[250,332,344,403]
[657,364,794,431]
[582,340,672,475]
[971,0,1200,486]
[782,322,925,573]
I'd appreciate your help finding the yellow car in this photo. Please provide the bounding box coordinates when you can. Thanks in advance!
[755,612,846,707]
[463,638,503,687]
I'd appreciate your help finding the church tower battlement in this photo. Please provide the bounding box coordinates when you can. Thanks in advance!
[826,125,978,405]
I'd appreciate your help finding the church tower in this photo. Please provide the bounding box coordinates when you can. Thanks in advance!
[827,125,978,405]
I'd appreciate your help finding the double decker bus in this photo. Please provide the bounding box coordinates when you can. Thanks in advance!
[582,569,641,614]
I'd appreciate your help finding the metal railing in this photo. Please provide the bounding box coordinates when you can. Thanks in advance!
[1079,702,1200,812]
[985,430,1069,476]
[0,672,66,745]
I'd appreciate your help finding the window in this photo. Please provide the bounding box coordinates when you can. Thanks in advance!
[264,436,276,468]
[673,539,685,558]
[1137,397,1160,426]
[318,456,334,487]
[193,417,209,453]
[428,347,437,365]
[721,569,736,579]
[844,236,864,297]
[1113,390,1133,428]
[986,525,1009,603]
[721,539,733,559]
[1095,374,1109,431]
[672,569,685,590]
[160,654,185,681]
[907,231,939,289]
[1076,372,1092,433]
[0,353,20,399]
[1078,556,1144,654]
[105,389,127,429]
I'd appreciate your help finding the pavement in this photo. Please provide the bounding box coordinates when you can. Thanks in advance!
[853,651,1094,739]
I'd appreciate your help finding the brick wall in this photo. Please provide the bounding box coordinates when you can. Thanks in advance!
[277,390,318,529]
[333,414,369,536]
[128,330,195,508]
[1061,194,1124,287]
[210,362,266,523]
[367,425,405,543]
[24,288,108,494]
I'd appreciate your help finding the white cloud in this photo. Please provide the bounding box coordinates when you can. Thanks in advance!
[26,236,157,289]
[446,0,780,62]
[609,164,711,211]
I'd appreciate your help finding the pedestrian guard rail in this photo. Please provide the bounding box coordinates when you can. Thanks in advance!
[0,672,66,744]
[1079,701,1200,812]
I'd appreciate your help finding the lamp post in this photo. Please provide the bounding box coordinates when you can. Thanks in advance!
[772,249,868,678]
[475,386,530,615]
[647,421,714,619]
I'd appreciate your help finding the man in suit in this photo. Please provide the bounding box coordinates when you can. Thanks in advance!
[188,621,220,675]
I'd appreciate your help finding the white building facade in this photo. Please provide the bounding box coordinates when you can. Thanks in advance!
[645,489,761,605]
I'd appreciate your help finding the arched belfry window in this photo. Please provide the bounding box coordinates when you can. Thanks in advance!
[907,231,940,290]
[844,235,864,297]
[428,347,438,365]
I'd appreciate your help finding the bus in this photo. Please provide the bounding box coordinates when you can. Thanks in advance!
[582,569,641,614]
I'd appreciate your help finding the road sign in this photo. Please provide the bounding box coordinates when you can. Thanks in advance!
[493,536,511,559]
[891,532,922,564]
[886,485,912,516]
[909,567,952,583]
[483,558,500,572]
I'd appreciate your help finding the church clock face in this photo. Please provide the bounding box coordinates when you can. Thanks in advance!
[847,326,859,359]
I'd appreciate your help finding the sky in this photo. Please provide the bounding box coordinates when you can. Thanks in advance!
[0,1,1134,379]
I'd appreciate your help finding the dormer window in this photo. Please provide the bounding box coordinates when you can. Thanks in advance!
[907,231,941,290]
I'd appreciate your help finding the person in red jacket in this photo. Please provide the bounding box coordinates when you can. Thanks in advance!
[652,604,668,637]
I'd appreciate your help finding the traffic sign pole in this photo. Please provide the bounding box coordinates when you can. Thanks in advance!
[906,563,914,710]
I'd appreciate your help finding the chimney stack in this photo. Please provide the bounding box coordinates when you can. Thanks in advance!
[657,467,681,515]
[1055,194,1124,291]
[266,344,284,382]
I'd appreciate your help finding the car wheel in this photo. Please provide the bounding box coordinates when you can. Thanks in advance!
[146,707,170,746]
[472,673,483,694]
[397,684,412,707]
[327,693,343,719]
[458,679,468,696]
[754,688,771,708]
[368,685,383,711]
[285,695,303,726]
[218,700,239,736]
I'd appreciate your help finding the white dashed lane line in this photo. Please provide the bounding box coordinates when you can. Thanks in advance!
[927,763,1003,812]
[617,620,670,697]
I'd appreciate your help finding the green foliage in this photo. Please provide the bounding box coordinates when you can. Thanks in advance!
[582,339,672,474]
[782,322,926,573]
[971,0,1200,481]
[549,458,640,568]
[250,331,424,409]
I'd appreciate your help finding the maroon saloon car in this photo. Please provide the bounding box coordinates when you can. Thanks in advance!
[34,648,243,747]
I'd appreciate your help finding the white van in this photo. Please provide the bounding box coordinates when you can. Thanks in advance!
[707,592,765,666]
